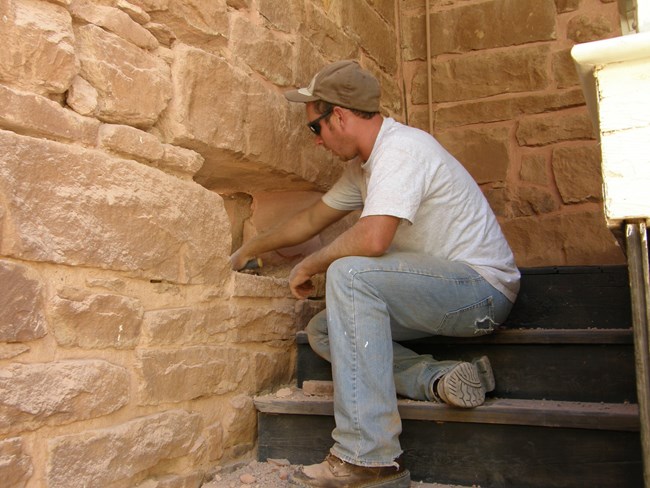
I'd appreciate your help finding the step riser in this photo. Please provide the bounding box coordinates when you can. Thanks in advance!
[258,413,643,488]
[298,343,637,403]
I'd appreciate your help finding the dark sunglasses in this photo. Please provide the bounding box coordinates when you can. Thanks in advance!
[307,107,333,136]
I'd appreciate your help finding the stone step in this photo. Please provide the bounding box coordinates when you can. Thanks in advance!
[255,388,643,488]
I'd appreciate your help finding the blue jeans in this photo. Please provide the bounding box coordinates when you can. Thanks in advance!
[305,253,514,467]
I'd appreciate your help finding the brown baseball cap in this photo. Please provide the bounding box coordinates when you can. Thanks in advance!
[284,60,380,112]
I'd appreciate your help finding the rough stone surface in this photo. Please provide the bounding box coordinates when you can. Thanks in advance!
[502,211,625,267]
[0,437,33,488]
[552,144,603,203]
[0,360,129,435]
[136,347,249,404]
[222,395,256,450]
[158,144,205,177]
[0,260,48,343]
[0,130,231,284]
[141,304,233,346]
[403,0,556,59]
[75,24,171,128]
[0,84,100,146]
[0,0,77,95]
[231,302,297,343]
[520,153,550,185]
[134,473,204,488]
[567,14,615,43]
[436,126,510,184]
[413,45,551,104]
[434,88,586,129]
[66,75,99,116]
[99,123,165,163]
[46,410,202,488]
[253,350,294,392]
[69,0,158,50]
[516,111,596,146]
[50,289,144,349]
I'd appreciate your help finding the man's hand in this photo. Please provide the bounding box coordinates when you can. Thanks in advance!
[229,247,253,271]
[289,262,315,299]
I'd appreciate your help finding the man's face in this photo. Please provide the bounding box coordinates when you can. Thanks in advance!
[305,103,358,162]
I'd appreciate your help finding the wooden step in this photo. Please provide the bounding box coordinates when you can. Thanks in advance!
[506,265,631,329]
[255,390,643,488]
[255,389,639,432]
[296,329,638,403]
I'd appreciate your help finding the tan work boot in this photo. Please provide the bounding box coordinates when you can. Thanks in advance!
[289,453,411,487]
[433,356,495,408]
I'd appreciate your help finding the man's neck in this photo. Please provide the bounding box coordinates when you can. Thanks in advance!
[357,115,384,162]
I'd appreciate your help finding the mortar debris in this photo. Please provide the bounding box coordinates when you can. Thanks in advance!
[201,459,480,488]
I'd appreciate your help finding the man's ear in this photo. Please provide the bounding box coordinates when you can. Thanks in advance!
[332,106,347,130]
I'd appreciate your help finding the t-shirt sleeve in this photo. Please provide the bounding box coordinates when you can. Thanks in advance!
[322,163,364,211]
[361,147,428,224]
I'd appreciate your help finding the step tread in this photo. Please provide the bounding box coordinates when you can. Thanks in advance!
[296,328,633,345]
[255,388,639,432]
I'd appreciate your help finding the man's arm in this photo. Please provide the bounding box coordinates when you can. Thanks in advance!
[289,214,400,298]
[229,199,351,270]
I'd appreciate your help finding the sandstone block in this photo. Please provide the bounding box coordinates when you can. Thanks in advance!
[0,437,33,488]
[0,130,231,284]
[47,410,201,488]
[0,360,129,435]
[555,0,580,13]
[0,344,29,360]
[412,45,551,104]
[0,260,47,343]
[294,299,326,330]
[512,186,561,217]
[0,84,99,146]
[159,43,343,193]
[149,0,228,53]
[231,273,293,298]
[0,0,77,95]
[99,123,165,162]
[552,144,603,203]
[231,303,297,343]
[141,304,233,346]
[50,289,143,349]
[299,5,356,68]
[76,24,171,128]
[338,0,397,73]
[436,126,510,184]
[117,0,151,24]
[158,144,205,177]
[144,22,177,46]
[136,346,249,404]
[516,110,596,146]
[520,153,550,185]
[70,0,158,50]
[231,17,294,86]
[403,0,556,59]
[502,211,625,267]
[222,395,256,449]
[553,49,581,88]
[253,350,293,392]
[258,0,303,32]
[66,75,99,117]
[567,14,615,43]
[434,88,586,130]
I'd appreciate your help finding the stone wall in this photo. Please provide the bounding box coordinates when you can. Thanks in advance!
[401,0,626,266]
[0,0,631,486]
[0,0,399,487]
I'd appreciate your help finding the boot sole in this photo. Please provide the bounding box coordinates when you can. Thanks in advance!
[289,469,411,487]
[438,362,486,408]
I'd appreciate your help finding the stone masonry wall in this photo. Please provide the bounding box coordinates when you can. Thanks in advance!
[0,0,400,487]
[401,0,626,266]
[0,0,631,486]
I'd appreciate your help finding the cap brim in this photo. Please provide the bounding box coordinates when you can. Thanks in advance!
[284,87,320,103]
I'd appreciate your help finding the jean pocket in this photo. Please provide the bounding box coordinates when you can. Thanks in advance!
[438,297,495,337]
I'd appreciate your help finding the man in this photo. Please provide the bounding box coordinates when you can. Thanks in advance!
[230,60,520,488]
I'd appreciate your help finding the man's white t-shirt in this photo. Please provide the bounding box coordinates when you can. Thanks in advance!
[322,117,520,302]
